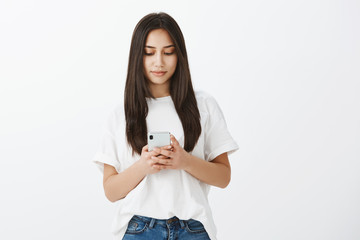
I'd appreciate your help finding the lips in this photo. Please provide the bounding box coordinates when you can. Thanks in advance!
[151,71,167,77]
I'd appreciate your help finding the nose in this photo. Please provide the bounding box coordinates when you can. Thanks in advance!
[154,52,164,68]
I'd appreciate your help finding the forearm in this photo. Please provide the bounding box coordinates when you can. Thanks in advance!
[104,161,146,202]
[183,155,231,188]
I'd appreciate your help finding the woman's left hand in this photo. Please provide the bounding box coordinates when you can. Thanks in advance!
[151,134,191,170]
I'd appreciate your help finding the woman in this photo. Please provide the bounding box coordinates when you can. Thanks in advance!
[93,12,238,240]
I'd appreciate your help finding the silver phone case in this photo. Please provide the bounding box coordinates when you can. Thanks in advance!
[148,131,171,151]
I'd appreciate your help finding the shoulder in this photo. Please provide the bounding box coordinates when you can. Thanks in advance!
[113,102,124,117]
[195,90,222,113]
[105,101,125,133]
[195,90,214,101]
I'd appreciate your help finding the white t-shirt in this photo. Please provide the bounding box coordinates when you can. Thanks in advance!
[93,91,239,240]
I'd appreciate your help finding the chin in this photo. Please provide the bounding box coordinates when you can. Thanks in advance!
[148,77,170,85]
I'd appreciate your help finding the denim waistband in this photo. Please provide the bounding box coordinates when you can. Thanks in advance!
[132,215,186,229]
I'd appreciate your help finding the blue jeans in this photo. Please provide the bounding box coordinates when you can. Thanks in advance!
[122,215,211,240]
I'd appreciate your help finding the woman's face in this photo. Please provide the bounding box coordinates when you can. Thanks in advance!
[143,29,178,96]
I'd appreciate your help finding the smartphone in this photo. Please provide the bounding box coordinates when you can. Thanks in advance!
[148,131,171,151]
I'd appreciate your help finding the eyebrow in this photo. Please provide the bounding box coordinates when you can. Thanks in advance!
[145,44,175,49]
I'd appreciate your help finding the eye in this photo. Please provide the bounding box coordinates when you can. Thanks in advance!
[164,52,175,55]
[144,52,154,56]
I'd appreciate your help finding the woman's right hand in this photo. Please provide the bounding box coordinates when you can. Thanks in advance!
[137,145,165,175]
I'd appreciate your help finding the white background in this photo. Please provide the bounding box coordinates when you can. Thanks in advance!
[1,0,359,239]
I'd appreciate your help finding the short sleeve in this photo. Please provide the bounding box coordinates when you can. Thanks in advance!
[92,105,123,174]
[203,95,239,161]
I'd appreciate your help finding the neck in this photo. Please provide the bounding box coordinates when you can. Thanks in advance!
[149,83,170,98]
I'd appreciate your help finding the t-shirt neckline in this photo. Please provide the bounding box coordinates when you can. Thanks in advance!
[146,95,171,102]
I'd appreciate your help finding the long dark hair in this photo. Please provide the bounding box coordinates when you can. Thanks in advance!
[124,12,201,155]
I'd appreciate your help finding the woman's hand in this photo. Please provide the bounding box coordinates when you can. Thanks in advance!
[151,135,191,170]
[137,145,165,175]
[147,135,231,188]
